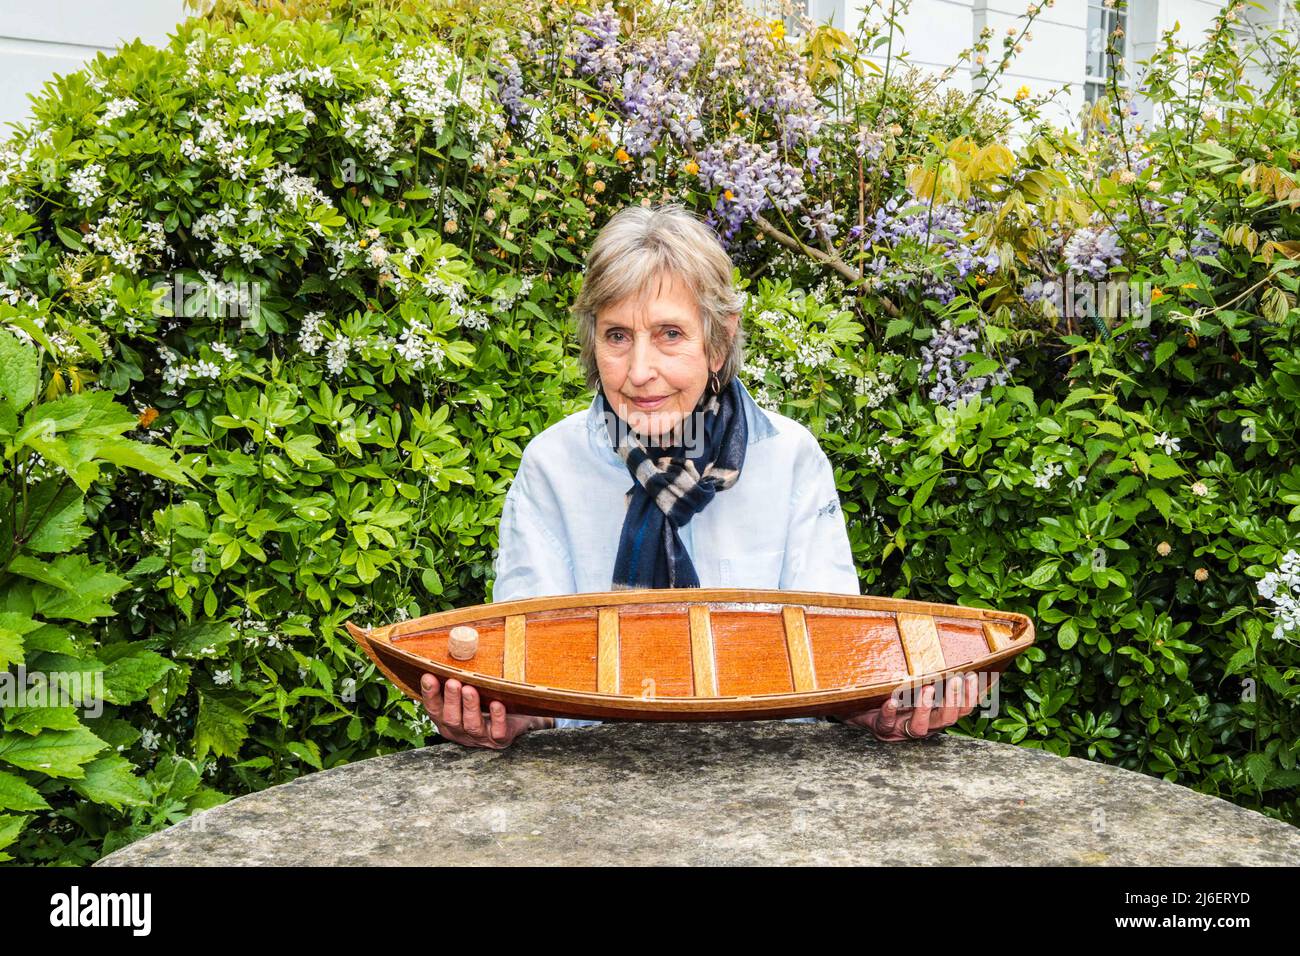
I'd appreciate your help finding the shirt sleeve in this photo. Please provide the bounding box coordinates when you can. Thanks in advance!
[779,435,861,596]
[490,452,577,603]
[490,451,601,729]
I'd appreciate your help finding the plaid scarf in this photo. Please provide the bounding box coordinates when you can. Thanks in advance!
[600,376,748,590]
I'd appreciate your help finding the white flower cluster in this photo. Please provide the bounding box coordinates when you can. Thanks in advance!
[196,114,254,180]
[299,311,325,354]
[191,201,238,241]
[1258,550,1300,641]
[418,260,462,301]
[160,345,232,394]
[341,89,402,161]
[325,336,351,375]
[1031,460,1064,490]
[490,274,535,311]
[854,370,898,409]
[67,163,105,206]
[341,43,504,165]
[0,280,39,310]
[458,309,490,332]
[325,227,365,279]
[100,96,139,123]
[238,62,333,126]
[1153,432,1181,455]
[83,200,169,271]
[751,307,838,384]
[394,319,447,370]
[262,162,332,213]
[395,43,504,146]
[4,306,93,362]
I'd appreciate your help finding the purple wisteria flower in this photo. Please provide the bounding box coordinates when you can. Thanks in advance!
[695,134,808,246]
[492,53,526,125]
[1063,225,1124,279]
[858,196,1000,303]
[855,127,885,161]
[570,6,706,156]
[919,319,1020,408]
[572,4,622,83]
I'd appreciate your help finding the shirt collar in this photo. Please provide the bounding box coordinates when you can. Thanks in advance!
[586,378,778,464]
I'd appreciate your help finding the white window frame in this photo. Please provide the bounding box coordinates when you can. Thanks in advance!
[1084,0,1129,106]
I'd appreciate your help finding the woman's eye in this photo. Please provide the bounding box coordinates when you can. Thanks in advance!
[607,331,626,343]
[663,329,682,340]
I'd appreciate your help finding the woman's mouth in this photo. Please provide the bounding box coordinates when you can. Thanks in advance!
[630,395,669,410]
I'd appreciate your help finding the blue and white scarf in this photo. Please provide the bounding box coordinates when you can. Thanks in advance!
[600,376,748,589]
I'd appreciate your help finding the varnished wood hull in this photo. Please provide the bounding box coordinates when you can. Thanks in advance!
[344,589,1035,721]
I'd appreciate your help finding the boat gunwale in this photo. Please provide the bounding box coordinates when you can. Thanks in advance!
[358,588,1033,644]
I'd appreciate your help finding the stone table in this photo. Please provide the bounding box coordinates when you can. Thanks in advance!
[96,721,1300,866]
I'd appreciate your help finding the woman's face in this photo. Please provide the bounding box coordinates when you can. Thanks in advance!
[595,272,736,443]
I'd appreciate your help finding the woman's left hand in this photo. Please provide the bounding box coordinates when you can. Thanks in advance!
[837,672,992,742]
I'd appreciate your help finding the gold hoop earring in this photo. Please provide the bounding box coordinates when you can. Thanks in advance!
[710,371,720,394]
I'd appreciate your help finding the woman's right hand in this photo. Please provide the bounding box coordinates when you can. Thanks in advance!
[419,674,554,749]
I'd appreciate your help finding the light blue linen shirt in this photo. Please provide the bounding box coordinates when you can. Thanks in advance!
[491,377,860,728]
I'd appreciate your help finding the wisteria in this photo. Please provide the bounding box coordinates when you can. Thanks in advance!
[695,134,808,246]
[859,197,1001,303]
[919,319,1020,408]
[1063,225,1124,279]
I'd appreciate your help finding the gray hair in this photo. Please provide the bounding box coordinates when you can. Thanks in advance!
[572,202,746,394]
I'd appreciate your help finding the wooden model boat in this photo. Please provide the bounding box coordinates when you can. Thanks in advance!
[345,589,1034,721]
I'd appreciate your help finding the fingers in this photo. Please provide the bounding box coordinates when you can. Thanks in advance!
[931,677,961,729]
[929,673,982,730]
[962,672,981,716]
[872,696,900,737]
[489,700,509,743]
[908,685,937,736]
[420,674,443,722]
[442,678,464,732]
[461,685,485,736]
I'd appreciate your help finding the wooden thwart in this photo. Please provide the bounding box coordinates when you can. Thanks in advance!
[782,606,817,692]
[503,614,527,683]
[895,612,947,676]
[688,604,718,697]
[597,607,620,695]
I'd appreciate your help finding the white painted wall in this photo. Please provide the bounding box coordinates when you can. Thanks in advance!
[0,0,188,134]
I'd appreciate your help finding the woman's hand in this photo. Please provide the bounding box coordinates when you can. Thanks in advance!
[837,673,994,742]
[419,674,554,749]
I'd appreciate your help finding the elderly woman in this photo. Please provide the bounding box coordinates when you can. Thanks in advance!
[418,202,983,748]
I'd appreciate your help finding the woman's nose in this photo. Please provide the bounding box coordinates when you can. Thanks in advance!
[627,337,658,384]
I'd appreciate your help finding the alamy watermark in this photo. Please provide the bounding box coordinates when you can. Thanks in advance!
[151,274,263,322]
[1026,271,1154,329]
[1,666,104,719]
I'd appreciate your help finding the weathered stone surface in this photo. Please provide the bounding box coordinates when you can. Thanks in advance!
[96,722,1300,866]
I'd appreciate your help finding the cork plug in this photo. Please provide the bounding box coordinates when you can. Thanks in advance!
[448,625,479,661]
